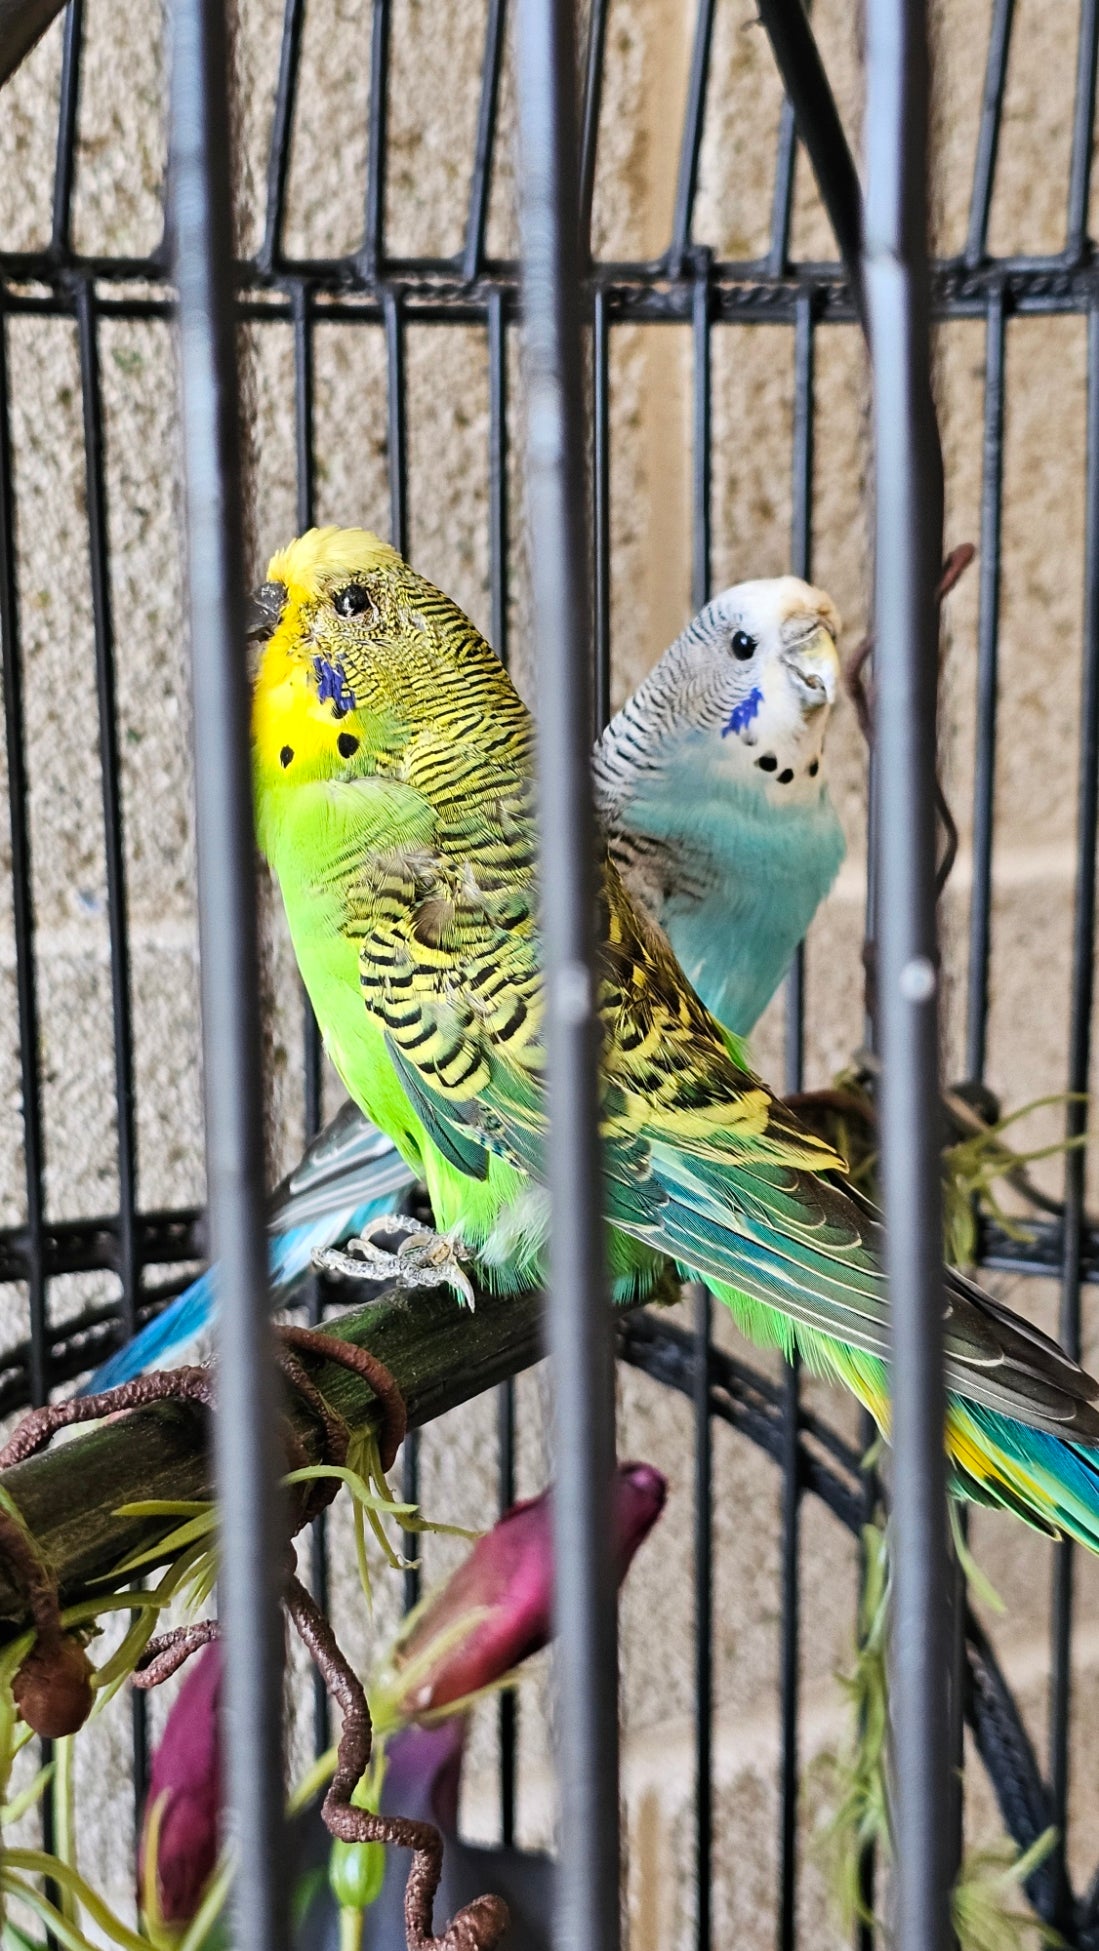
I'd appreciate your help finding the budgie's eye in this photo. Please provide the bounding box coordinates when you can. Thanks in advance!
[333,584,372,619]
[731,629,757,660]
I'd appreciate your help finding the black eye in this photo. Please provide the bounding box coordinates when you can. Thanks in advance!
[333,585,371,619]
[731,629,757,660]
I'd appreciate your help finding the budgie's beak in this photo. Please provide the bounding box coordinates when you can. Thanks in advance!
[781,624,838,710]
[246,579,288,643]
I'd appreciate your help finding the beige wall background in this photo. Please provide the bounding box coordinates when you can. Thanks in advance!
[0,0,1098,1944]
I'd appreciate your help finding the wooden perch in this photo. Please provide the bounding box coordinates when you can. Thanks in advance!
[0,1279,555,1634]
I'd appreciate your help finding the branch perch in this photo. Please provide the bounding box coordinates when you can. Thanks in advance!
[0,1278,559,1633]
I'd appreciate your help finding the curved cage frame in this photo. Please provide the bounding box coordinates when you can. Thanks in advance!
[0,0,1097,1946]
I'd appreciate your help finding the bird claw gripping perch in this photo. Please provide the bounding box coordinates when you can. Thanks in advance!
[315,1214,477,1309]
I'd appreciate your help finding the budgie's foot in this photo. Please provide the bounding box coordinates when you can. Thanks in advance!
[314,1214,476,1308]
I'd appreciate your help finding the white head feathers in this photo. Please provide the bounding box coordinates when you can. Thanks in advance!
[595,574,842,819]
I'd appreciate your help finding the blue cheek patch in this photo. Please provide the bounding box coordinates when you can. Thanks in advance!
[722,686,763,738]
[313,655,357,719]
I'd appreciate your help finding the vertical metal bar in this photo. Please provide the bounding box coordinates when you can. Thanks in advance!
[401,1429,420,1613]
[592,285,611,733]
[965,288,1005,1084]
[497,1374,518,1845]
[463,0,508,284]
[258,0,306,276]
[76,281,139,1342]
[669,0,716,277]
[292,283,323,1146]
[488,286,510,664]
[0,308,58,1947]
[1066,0,1099,263]
[382,279,419,1610]
[0,311,49,1413]
[689,262,713,1951]
[777,289,813,1951]
[77,288,147,1823]
[691,266,711,619]
[362,0,391,284]
[487,283,518,1844]
[384,286,407,557]
[768,99,799,281]
[49,0,83,262]
[292,286,317,654]
[291,278,330,1758]
[1048,296,1099,1921]
[769,0,829,290]
[578,0,609,264]
[692,1284,713,1951]
[754,0,866,329]
[854,1486,877,1951]
[514,8,618,1951]
[777,1315,800,1951]
[963,0,1015,271]
[169,1,289,1946]
[862,0,951,1947]
[790,291,814,589]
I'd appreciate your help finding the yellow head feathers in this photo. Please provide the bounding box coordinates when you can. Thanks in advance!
[250,525,531,820]
[265,526,400,600]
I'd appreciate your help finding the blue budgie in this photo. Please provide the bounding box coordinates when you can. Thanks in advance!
[593,576,844,1034]
[83,574,843,1392]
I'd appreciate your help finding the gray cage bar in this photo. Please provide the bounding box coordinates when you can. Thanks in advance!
[169,1,290,1947]
[1,0,1098,1946]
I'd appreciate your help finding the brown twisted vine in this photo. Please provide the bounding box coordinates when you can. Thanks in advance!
[0,1504,93,1736]
[0,1366,216,1471]
[846,541,975,895]
[132,1619,221,1689]
[278,1323,408,1476]
[0,1334,506,1950]
[284,1564,509,1951]
[0,1368,217,1737]
[0,1326,406,1734]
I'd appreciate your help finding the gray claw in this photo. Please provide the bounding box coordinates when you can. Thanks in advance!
[313,1216,476,1308]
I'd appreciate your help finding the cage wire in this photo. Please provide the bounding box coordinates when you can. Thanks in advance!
[0,0,1097,1945]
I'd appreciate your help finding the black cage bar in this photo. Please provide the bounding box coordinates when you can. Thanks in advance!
[1,0,1099,1946]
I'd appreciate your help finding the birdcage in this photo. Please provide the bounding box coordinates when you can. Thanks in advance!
[0,0,1095,1947]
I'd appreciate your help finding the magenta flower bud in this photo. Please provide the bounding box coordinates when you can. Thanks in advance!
[396,1461,666,1718]
[140,1642,222,1927]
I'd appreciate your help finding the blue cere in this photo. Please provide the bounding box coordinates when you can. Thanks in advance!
[313,655,357,718]
[722,686,763,738]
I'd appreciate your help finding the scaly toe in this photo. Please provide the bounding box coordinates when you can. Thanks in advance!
[314,1223,475,1307]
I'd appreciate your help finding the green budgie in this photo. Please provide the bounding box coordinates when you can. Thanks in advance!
[250,524,1099,1552]
[85,569,844,1391]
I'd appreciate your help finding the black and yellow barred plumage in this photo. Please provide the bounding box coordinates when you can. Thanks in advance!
[254,527,1099,1551]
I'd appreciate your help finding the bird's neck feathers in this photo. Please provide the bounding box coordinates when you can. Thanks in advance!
[595,648,832,835]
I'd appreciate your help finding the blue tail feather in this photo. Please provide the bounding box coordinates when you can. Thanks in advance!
[80,1190,404,1397]
[959,1400,1099,1552]
[83,1269,219,1397]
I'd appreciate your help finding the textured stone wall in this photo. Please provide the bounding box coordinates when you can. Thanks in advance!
[1,0,1098,1944]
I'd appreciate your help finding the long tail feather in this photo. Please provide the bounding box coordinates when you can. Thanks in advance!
[705,1275,1099,1549]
